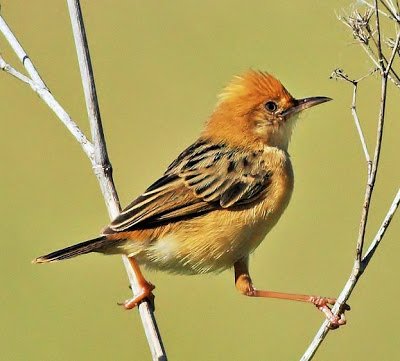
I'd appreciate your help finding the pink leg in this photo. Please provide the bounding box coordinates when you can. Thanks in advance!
[120,256,155,310]
[234,259,349,328]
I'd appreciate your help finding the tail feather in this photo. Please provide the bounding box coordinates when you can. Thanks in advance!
[33,236,110,264]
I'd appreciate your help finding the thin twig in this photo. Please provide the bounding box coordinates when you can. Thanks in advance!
[331,69,373,167]
[337,7,400,87]
[360,0,392,18]
[375,0,385,67]
[354,73,388,266]
[362,188,400,267]
[66,1,167,360]
[300,3,398,358]
[385,31,400,74]
[1,6,167,361]
[0,15,46,88]
[0,55,32,84]
[362,44,400,87]
[66,0,119,216]
[379,0,400,20]
[351,83,371,167]
[0,48,94,160]
[300,189,400,361]
[303,73,389,358]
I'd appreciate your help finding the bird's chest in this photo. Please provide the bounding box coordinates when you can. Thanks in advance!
[143,149,294,274]
[235,157,294,252]
[159,155,292,272]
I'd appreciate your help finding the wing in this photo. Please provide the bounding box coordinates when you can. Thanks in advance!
[106,140,271,232]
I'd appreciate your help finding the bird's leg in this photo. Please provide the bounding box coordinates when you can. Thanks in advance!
[234,259,349,329]
[120,256,155,310]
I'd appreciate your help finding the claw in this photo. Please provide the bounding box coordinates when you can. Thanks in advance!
[119,282,155,310]
[310,296,349,329]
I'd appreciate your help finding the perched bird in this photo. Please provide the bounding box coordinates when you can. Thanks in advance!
[34,70,348,327]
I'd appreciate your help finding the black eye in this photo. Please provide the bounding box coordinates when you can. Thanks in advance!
[265,101,277,112]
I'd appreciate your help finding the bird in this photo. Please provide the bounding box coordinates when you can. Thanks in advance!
[34,70,349,327]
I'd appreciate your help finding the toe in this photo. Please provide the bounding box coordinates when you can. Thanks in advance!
[318,304,347,329]
[118,282,155,310]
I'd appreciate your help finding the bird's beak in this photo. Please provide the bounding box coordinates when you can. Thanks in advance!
[281,96,332,118]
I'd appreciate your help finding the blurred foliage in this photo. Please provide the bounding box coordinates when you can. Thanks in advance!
[0,1,399,360]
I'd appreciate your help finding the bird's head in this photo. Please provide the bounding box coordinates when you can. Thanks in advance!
[202,70,331,151]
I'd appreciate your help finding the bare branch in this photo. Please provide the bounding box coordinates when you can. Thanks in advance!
[379,0,400,20]
[362,188,400,267]
[330,69,373,167]
[1,5,167,360]
[0,42,94,160]
[360,0,393,19]
[66,0,120,217]
[0,55,32,84]
[375,0,385,67]
[0,15,46,88]
[354,75,388,265]
[361,43,400,86]
[351,84,372,168]
[301,2,399,358]
[66,1,167,360]
[385,31,400,74]
[300,188,400,361]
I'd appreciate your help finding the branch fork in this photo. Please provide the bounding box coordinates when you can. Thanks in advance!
[1,3,166,360]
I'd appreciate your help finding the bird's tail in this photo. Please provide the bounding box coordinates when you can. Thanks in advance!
[33,236,110,264]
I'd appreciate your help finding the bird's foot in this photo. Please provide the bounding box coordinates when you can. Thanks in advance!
[118,281,155,310]
[310,296,350,329]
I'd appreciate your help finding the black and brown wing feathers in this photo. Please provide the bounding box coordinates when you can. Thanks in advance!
[107,140,271,232]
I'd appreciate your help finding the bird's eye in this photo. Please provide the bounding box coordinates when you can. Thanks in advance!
[264,101,278,112]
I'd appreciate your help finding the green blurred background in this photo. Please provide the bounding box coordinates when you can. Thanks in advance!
[1,1,399,360]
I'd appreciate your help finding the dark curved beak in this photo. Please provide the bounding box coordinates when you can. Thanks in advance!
[281,96,332,118]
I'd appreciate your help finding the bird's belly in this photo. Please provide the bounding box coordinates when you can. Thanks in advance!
[131,208,283,275]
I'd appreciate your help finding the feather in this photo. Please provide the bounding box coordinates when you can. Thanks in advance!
[106,140,272,233]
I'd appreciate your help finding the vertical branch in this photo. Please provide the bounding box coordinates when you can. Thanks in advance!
[353,70,389,265]
[301,76,390,360]
[362,187,400,267]
[1,5,167,359]
[375,0,384,66]
[66,0,119,218]
[385,31,400,75]
[301,3,399,359]
[66,1,167,360]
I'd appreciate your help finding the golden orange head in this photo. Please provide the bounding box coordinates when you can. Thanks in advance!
[202,70,331,150]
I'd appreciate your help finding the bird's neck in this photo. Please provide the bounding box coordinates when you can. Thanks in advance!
[202,108,295,152]
[263,127,292,151]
